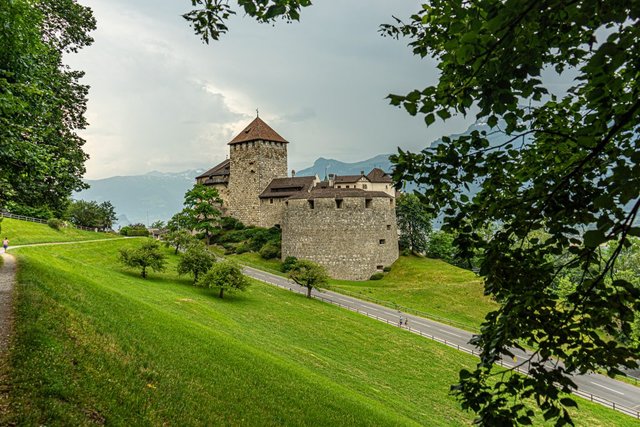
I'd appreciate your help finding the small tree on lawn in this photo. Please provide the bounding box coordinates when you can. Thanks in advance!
[288,259,329,298]
[164,229,195,255]
[119,240,166,279]
[177,242,216,284]
[197,260,249,299]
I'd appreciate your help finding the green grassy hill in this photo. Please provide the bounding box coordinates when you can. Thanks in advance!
[1,238,633,426]
[329,255,497,331]
[1,217,117,245]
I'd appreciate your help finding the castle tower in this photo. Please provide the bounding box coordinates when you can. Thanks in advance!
[227,117,288,226]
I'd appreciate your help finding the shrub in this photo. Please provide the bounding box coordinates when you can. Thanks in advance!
[220,216,245,231]
[259,241,281,259]
[47,218,64,230]
[235,243,250,254]
[383,266,392,273]
[281,256,298,272]
[369,272,384,280]
[120,223,149,237]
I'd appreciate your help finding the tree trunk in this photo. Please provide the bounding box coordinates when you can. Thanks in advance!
[174,245,179,255]
[307,286,312,298]
[142,266,147,278]
[219,287,224,299]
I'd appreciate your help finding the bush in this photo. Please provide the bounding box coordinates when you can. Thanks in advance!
[383,266,392,273]
[259,241,281,259]
[369,273,384,280]
[235,243,250,254]
[220,216,245,231]
[120,223,149,237]
[47,218,64,230]
[281,256,298,272]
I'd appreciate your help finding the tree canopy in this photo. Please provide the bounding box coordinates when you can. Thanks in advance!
[119,240,167,279]
[197,260,249,299]
[180,183,222,244]
[396,193,432,254]
[288,259,329,298]
[184,1,640,424]
[66,200,117,230]
[0,0,95,216]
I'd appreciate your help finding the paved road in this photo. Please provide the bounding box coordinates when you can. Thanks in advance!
[242,266,640,418]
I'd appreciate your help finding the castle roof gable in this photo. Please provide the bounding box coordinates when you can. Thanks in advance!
[259,176,316,199]
[196,159,230,185]
[366,167,393,183]
[228,117,289,145]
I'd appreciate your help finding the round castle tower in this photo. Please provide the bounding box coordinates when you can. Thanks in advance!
[227,117,288,226]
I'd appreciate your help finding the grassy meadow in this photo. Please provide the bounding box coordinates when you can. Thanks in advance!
[225,250,495,332]
[0,217,117,245]
[0,238,634,426]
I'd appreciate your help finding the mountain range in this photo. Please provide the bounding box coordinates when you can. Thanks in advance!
[74,119,503,226]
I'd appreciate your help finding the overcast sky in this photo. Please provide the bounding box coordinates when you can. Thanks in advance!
[66,0,478,179]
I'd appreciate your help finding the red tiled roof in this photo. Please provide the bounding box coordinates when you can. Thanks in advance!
[228,117,289,145]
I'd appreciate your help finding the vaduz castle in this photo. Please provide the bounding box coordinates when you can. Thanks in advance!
[196,117,399,280]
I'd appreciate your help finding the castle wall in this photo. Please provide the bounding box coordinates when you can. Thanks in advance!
[228,140,287,226]
[281,197,399,280]
[259,197,286,228]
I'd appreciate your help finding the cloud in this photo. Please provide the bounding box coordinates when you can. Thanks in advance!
[67,0,477,179]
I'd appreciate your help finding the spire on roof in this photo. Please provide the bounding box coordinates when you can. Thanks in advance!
[228,116,289,145]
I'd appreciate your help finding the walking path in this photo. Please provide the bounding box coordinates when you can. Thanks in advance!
[0,251,16,414]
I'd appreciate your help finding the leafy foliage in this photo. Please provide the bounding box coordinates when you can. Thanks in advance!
[164,229,195,255]
[288,260,329,298]
[396,193,433,253]
[0,0,95,216]
[119,223,149,237]
[281,256,298,273]
[66,200,117,230]
[177,242,216,283]
[181,184,222,243]
[183,0,312,43]
[119,240,166,279]
[381,1,640,424]
[196,260,249,299]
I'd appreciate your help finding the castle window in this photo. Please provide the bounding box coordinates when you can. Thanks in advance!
[379,239,386,245]
[270,198,273,204]
[308,200,315,209]
[376,265,384,270]
[285,201,289,206]
[363,184,368,189]
[346,185,350,188]
[385,185,388,189]
[336,199,343,209]
[365,199,372,208]
[386,224,391,230]
[390,199,394,206]
[337,185,341,188]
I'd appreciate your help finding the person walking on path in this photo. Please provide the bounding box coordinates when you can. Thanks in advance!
[2,238,8,253]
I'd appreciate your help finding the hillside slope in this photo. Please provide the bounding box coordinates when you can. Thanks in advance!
[2,240,632,426]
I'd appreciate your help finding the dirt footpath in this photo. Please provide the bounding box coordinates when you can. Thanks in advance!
[0,252,15,415]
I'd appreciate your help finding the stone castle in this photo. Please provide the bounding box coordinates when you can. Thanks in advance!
[196,117,398,280]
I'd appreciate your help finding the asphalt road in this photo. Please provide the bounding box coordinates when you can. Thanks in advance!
[242,266,640,418]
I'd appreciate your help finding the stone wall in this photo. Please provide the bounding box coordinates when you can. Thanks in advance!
[259,197,286,228]
[281,196,399,280]
[228,140,287,226]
